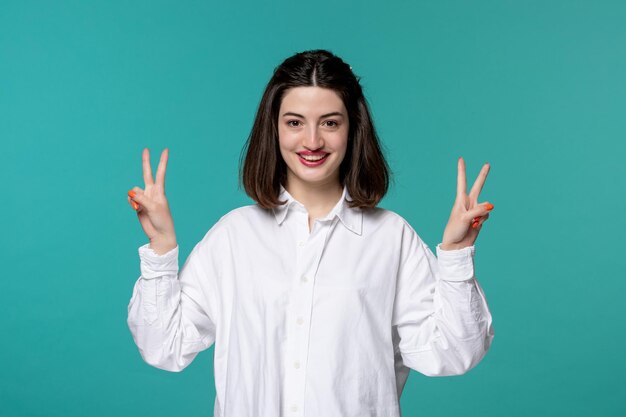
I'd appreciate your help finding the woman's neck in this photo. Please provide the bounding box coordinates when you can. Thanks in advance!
[284,176,343,223]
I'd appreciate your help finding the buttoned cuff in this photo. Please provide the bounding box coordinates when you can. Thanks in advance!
[138,243,179,279]
[435,244,475,282]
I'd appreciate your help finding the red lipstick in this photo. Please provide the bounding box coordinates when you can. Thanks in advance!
[297,151,329,167]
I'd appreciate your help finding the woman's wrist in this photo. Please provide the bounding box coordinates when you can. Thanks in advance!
[149,238,178,255]
[439,242,469,251]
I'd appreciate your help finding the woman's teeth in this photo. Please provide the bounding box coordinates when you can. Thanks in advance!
[299,153,327,161]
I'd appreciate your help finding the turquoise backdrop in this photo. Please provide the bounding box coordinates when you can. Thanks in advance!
[1,1,625,416]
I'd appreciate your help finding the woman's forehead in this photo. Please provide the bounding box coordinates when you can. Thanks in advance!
[279,86,346,115]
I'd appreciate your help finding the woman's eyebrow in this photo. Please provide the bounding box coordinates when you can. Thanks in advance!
[282,111,345,119]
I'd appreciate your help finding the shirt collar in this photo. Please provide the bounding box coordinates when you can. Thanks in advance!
[273,185,363,236]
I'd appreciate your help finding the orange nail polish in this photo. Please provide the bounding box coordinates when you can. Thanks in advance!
[485,203,494,211]
[473,216,480,222]
[128,190,136,198]
[132,202,139,210]
[472,221,479,229]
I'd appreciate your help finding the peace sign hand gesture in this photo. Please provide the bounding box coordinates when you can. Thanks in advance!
[440,157,493,251]
[127,148,177,254]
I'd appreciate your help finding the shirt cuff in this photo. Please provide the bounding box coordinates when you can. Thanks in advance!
[435,244,475,282]
[138,243,179,279]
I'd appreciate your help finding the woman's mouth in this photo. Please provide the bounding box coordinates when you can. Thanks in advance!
[297,152,329,167]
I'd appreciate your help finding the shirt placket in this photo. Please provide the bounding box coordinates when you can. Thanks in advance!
[284,209,337,416]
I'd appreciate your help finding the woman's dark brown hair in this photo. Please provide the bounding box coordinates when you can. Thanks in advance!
[240,49,390,209]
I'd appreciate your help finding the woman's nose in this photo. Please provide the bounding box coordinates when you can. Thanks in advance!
[303,126,323,149]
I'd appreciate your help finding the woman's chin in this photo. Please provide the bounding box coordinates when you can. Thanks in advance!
[287,167,340,188]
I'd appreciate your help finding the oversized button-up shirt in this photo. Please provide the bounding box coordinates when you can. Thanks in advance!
[127,186,494,417]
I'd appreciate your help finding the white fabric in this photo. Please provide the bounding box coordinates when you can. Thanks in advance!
[127,186,494,417]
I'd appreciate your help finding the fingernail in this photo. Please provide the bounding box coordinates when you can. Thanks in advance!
[132,202,139,210]
[472,221,479,229]
[472,216,480,222]
[485,203,494,211]
[128,190,136,198]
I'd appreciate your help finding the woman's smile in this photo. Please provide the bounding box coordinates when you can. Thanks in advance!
[297,150,330,166]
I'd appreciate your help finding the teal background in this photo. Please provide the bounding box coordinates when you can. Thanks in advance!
[1,0,625,416]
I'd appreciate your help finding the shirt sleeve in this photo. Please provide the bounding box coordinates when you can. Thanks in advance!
[127,230,221,372]
[391,222,494,376]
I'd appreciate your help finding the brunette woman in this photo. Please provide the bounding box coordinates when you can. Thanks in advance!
[127,49,494,417]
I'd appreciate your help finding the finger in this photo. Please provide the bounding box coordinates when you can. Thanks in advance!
[128,187,151,210]
[142,148,155,186]
[472,213,490,223]
[155,148,169,188]
[131,193,152,212]
[127,196,139,210]
[128,186,144,199]
[456,156,467,200]
[466,201,494,220]
[469,162,490,203]
[472,213,490,229]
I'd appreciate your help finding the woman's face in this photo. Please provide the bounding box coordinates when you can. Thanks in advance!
[277,86,349,190]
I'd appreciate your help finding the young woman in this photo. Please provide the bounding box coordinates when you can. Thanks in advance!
[126,49,494,417]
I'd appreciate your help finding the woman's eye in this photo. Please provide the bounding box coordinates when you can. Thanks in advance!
[323,120,339,127]
[287,120,301,127]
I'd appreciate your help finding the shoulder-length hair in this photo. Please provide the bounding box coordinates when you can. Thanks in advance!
[240,49,391,209]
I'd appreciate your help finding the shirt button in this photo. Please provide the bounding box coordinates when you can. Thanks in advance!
[293,361,300,369]
[297,240,305,247]
[301,275,309,283]
[291,405,298,412]
[296,317,304,325]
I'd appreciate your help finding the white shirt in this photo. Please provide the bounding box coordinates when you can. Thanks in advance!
[127,186,494,417]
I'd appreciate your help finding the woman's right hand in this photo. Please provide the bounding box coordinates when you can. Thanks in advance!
[127,148,177,254]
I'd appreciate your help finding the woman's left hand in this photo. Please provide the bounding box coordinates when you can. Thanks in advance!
[440,157,493,250]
